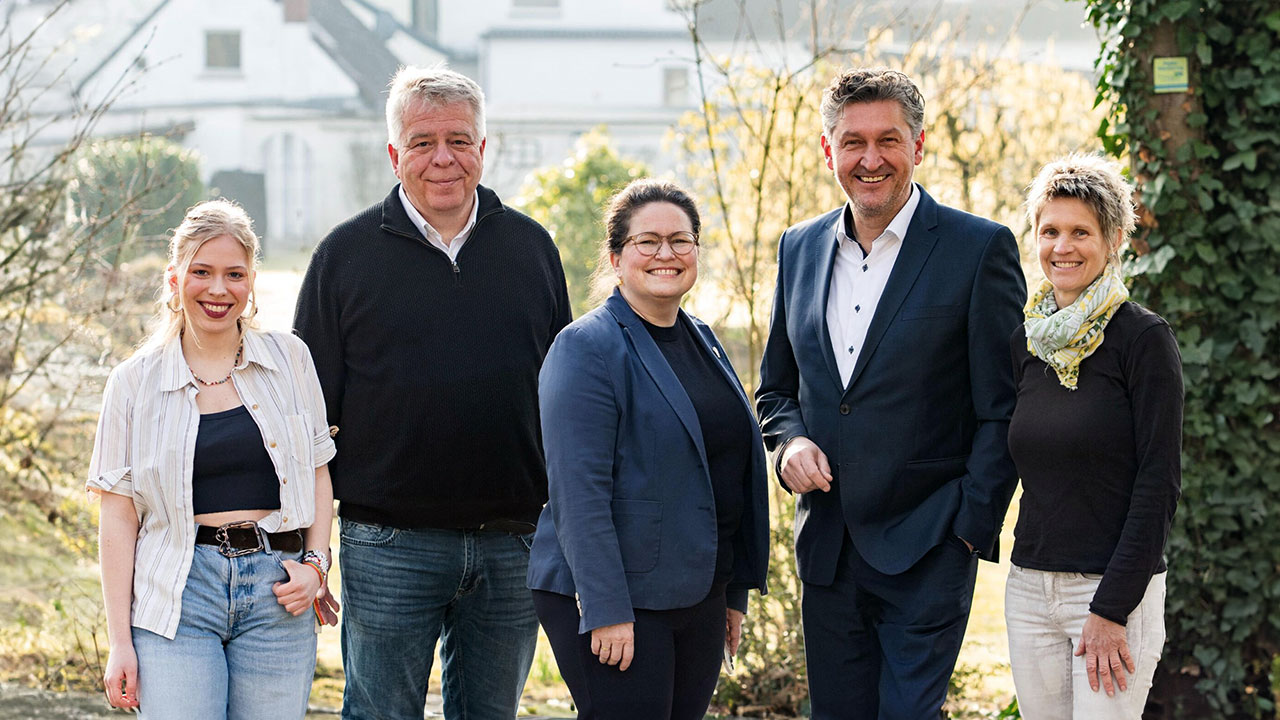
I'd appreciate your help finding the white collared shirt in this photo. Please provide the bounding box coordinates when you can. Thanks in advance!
[85,329,336,639]
[826,185,921,386]
[398,185,480,262]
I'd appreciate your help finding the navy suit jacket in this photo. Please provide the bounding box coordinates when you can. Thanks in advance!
[528,291,770,633]
[756,185,1025,583]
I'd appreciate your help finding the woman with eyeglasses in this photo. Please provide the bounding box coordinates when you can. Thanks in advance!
[527,179,769,719]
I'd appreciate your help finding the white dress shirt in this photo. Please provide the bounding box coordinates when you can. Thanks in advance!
[399,186,480,262]
[826,185,921,387]
[86,329,336,639]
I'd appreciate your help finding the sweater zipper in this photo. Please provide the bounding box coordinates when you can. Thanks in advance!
[385,205,504,287]
[446,207,502,286]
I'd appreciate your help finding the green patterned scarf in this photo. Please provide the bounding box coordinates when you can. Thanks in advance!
[1023,262,1129,390]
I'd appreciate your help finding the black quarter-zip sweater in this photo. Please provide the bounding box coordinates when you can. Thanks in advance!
[294,184,572,529]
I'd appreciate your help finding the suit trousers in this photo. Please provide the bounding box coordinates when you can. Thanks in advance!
[1005,566,1166,720]
[802,529,978,720]
[533,585,727,720]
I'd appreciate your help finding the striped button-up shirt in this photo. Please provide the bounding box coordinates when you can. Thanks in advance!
[86,329,336,639]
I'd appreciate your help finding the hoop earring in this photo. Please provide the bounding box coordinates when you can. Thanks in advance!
[167,295,181,313]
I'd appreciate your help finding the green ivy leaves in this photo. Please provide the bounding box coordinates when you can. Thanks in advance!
[1083,0,1280,716]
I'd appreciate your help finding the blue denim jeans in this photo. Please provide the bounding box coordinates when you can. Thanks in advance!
[338,519,539,720]
[131,543,317,719]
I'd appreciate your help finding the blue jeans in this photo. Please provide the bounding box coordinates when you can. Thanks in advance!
[132,544,317,719]
[338,519,539,720]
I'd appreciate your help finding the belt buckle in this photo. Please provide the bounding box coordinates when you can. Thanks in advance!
[214,520,263,557]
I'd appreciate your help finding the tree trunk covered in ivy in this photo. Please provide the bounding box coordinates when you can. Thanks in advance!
[1083,1,1280,717]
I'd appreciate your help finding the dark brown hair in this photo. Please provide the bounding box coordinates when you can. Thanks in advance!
[589,179,702,303]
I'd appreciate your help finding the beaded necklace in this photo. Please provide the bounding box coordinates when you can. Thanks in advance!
[188,343,243,386]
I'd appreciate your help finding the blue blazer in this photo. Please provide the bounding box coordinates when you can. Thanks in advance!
[528,290,770,634]
[756,185,1025,583]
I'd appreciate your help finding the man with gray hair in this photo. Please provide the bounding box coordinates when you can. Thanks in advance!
[295,65,571,719]
[757,67,1025,718]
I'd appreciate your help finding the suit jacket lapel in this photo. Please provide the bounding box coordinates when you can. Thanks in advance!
[844,187,940,393]
[605,292,709,468]
[813,214,843,389]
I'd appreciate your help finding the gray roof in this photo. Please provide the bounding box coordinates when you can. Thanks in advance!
[71,0,453,111]
[309,0,403,108]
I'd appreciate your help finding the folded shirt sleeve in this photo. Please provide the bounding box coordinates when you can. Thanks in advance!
[85,368,134,498]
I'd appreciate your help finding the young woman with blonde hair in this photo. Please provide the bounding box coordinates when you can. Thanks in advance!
[89,199,337,718]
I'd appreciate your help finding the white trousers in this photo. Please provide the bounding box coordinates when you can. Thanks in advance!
[1005,565,1166,720]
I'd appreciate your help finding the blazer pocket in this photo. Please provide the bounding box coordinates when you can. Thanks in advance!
[612,499,662,574]
[899,304,964,320]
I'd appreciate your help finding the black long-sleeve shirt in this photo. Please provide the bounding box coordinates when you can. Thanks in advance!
[641,316,752,585]
[293,185,571,529]
[1008,301,1183,624]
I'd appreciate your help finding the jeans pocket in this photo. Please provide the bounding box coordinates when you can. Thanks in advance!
[340,518,399,547]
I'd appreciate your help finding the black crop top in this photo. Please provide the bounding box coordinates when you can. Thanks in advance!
[191,405,281,515]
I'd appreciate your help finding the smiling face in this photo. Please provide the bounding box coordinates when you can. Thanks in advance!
[822,99,924,228]
[1037,196,1119,307]
[388,99,485,231]
[170,234,254,340]
[611,202,698,322]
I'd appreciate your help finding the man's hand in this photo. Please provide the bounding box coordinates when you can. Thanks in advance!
[726,608,745,657]
[591,622,635,671]
[1076,612,1135,696]
[779,436,833,494]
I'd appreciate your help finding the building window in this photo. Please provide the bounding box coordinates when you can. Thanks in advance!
[663,67,690,107]
[502,137,542,169]
[205,31,241,70]
[412,0,438,40]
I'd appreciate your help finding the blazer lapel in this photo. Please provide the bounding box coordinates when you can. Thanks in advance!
[605,292,709,467]
[813,214,843,389]
[844,187,940,393]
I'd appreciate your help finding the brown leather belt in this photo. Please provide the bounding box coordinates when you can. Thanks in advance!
[195,522,303,556]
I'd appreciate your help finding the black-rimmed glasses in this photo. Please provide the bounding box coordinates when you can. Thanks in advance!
[625,232,699,256]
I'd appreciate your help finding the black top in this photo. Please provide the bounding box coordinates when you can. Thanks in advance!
[293,185,572,529]
[191,405,281,515]
[641,316,752,585]
[1008,301,1183,625]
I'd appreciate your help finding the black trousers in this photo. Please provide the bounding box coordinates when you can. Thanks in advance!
[533,584,727,720]
[802,530,979,720]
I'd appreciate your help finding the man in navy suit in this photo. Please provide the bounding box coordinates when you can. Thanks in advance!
[756,68,1025,719]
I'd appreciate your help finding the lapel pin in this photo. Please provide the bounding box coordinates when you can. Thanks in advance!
[713,346,722,359]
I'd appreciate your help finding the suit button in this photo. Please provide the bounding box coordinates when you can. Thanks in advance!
[839,404,850,415]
